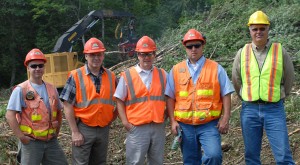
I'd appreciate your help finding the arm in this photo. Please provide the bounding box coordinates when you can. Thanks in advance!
[166,96,179,135]
[217,94,231,134]
[6,110,32,144]
[282,47,295,96]
[56,109,63,136]
[63,101,84,146]
[232,49,242,100]
[116,98,132,131]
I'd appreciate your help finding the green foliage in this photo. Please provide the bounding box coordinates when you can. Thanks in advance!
[159,0,300,80]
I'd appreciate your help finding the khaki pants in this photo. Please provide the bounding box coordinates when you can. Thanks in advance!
[72,121,110,165]
[17,138,68,165]
[126,122,165,165]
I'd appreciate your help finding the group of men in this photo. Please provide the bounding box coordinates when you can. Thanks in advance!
[6,10,295,165]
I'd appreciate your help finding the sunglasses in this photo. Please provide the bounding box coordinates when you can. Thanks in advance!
[29,64,45,69]
[138,52,154,58]
[186,44,202,49]
[251,27,266,32]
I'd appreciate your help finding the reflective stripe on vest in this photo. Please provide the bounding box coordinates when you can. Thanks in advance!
[31,112,56,121]
[75,68,114,107]
[174,60,222,125]
[174,110,221,120]
[125,68,165,106]
[241,43,283,102]
[20,125,56,137]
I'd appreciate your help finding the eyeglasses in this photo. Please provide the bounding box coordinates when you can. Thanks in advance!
[251,27,266,32]
[29,64,44,69]
[138,52,154,58]
[186,44,202,49]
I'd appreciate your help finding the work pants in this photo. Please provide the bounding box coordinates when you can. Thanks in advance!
[241,99,295,165]
[72,121,110,165]
[179,120,222,165]
[18,137,68,165]
[126,122,165,165]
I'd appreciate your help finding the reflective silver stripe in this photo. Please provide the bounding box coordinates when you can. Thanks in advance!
[77,68,87,102]
[125,68,166,106]
[150,96,165,101]
[75,68,114,108]
[125,96,148,106]
[104,68,113,100]
[76,98,115,108]
[157,69,165,96]
[125,70,136,100]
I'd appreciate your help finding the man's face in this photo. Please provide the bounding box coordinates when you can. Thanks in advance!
[249,24,269,46]
[85,52,104,70]
[137,52,155,70]
[185,40,203,64]
[27,60,45,79]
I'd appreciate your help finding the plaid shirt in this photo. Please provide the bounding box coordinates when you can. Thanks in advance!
[60,65,104,105]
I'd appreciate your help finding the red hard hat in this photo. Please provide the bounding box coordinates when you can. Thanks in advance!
[24,48,47,66]
[182,29,206,45]
[135,36,156,53]
[83,37,106,54]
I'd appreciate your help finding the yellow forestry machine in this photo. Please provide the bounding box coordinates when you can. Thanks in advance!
[39,10,137,89]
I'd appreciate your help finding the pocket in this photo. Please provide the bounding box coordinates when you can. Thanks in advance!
[178,102,192,110]
[128,125,136,133]
[51,120,59,128]
[195,102,212,110]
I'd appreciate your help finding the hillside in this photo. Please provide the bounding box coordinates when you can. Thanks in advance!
[0,0,299,164]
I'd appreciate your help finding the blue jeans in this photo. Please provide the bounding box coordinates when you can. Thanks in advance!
[179,120,222,165]
[241,100,295,165]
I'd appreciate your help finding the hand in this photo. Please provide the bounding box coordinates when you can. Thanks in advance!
[19,135,33,144]
[72,131,84,147]
[171,121,180,135]
[123,122,134,132]
[217,117,229,134]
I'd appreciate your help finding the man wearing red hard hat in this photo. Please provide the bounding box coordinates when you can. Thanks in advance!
[6,48,68,165]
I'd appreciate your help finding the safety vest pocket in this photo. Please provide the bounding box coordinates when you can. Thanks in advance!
[195,102,212,110]
[27,100,40,109]
[178,102,192,110]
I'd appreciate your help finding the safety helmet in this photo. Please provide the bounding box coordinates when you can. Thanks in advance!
[135,36,156,53]
[182,29,206,45]
[248,11,270,26]
[24,48,47,66]
[83,37,106,54]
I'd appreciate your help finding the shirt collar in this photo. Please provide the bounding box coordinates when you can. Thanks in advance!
[186,55,206,67]
[84,64,105,76]
[252,39,271,50]
[135,64,153,74]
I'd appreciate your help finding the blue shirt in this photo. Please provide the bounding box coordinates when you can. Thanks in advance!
[165,56,234,99]
[7,82,62,112]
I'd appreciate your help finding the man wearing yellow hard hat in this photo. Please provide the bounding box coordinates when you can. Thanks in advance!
[232,11,295,164]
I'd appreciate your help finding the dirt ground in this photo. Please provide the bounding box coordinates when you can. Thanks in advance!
[0,95,299,164]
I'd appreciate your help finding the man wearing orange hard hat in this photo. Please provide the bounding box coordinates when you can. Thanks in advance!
[232,11,295,164]
[60,38,118,164]
[114,36,167,164]
[6,48,68,165]
[165,29,234,165]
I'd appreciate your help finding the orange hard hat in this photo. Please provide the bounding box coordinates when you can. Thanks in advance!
[135,36,156,53]
[24,48,47,66]
[182,29,206,45]
[83,37,106,54]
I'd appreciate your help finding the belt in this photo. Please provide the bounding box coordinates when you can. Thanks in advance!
[246,100,272,104]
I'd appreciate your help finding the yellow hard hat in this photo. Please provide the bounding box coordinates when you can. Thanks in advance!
[247,11,270,26]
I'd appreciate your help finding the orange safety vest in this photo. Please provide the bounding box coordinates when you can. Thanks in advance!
[71,66,116,127]
[18,80,59,141]
[240,43,283,102]
[121,67,166,126]
[173,60,223,125]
